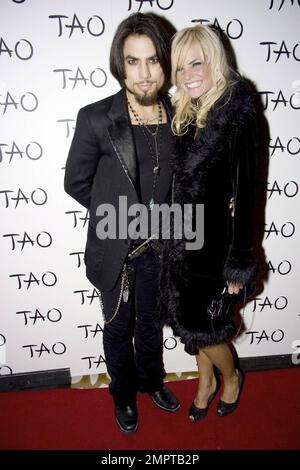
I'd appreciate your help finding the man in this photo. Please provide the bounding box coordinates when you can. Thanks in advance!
[64,13,180,434]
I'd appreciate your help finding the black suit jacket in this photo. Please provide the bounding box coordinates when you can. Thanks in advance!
[64,88,172,292]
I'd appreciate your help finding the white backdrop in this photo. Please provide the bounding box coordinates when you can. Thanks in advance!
[1,0,300,380]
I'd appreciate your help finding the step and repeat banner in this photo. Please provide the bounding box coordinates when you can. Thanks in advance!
[1,0,300,380]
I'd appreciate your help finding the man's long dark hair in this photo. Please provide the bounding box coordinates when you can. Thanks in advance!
[110,13,171,86]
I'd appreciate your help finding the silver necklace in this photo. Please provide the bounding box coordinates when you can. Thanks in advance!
[128,100,163,210]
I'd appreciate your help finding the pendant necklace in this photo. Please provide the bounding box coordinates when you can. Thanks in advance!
[128,99,163,210]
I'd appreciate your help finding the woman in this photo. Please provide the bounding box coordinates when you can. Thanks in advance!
[159,25,257,421]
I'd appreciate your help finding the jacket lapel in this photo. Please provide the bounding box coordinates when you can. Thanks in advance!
[107,89,137,191]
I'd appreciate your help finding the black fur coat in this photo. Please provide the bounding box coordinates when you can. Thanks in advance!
[159,79,257,355]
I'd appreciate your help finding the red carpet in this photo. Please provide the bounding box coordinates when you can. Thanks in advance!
[1,367,300,450]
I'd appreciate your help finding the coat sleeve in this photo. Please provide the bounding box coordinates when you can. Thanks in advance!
[223,113,257,289]
[64,107,100,209]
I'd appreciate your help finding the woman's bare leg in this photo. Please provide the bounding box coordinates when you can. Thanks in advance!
[202,343,240,403]
[193,351,217,408]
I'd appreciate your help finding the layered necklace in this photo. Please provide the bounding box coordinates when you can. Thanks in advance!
[128,99,163,210]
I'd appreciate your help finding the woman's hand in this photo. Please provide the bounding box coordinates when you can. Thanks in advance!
[227,281,243,294]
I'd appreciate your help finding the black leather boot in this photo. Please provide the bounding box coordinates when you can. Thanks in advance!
[150,386,180,412]
[115,404,138,433]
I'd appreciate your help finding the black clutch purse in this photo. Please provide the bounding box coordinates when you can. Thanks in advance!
[207,286,246,335]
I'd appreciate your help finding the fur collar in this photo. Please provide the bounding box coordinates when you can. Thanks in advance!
[173,79,255,203]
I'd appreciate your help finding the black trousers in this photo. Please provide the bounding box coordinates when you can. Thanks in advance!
[102,247,165,406]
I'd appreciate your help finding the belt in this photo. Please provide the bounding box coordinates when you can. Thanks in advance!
[127,237,162,261]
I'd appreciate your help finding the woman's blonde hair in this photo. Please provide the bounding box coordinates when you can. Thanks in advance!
[171,25,234,135]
